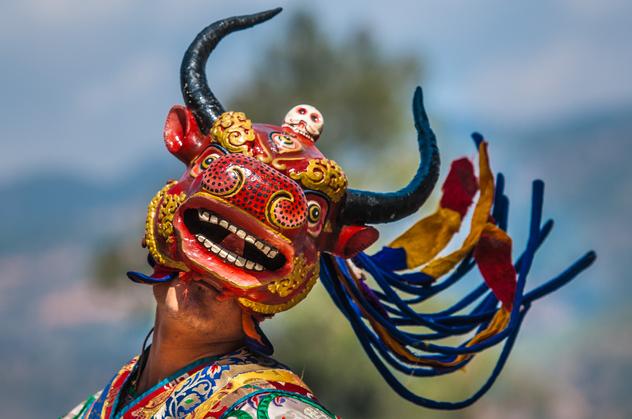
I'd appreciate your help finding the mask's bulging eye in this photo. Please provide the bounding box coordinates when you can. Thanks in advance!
[308,202,321,223]
[298,107,306,115]
[200,154,217,170]
[189,146,227,178]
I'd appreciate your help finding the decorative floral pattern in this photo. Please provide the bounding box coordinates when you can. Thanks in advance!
[223,390,336,419]
[64,348,334,419]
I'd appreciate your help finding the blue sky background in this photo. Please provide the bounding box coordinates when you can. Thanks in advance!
[1,1,631,417]
[1,0,631,183]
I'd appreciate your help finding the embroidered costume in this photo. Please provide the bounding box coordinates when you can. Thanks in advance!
[65,7,595,417]
[63,348,334,418]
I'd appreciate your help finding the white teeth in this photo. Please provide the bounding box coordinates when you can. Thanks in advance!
[194,210,282,272]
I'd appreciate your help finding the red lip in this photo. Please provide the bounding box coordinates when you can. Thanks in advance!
[173,193,295,290]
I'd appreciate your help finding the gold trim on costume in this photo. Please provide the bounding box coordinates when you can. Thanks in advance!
[188,369,310,418]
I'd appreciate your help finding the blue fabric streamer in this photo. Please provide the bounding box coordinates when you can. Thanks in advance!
[317,177,596,409]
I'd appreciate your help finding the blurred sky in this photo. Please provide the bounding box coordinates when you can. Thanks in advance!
[1,0,631,183]
[1,1,631,417]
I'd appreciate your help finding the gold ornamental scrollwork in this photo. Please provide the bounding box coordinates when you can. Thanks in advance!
[211,111,255,155]
[267,255,319,297]
[145,182,188,271]
[290,159,347,202]
[157,189,187,242]
[238,255,320,315]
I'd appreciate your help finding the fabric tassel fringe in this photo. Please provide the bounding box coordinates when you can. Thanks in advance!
[319,133,596,409]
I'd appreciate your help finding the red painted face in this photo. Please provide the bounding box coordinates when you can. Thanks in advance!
[145,106,378,315]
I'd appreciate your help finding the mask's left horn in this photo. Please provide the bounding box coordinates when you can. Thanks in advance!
[180,8,283,134]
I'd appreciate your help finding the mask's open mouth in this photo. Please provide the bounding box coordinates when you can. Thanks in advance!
[183,208,287,272]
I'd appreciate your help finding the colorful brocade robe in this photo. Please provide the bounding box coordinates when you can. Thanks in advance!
[62,348,336,419]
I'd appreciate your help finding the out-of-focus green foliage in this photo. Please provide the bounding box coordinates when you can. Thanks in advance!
[93,239,146,289]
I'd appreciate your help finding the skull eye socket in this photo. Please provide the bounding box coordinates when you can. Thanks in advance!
[298,107,307,115]
[310,114,320,123]
[307,202,321,224]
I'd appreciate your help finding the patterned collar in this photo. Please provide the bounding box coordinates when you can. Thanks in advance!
[84,346,284,418]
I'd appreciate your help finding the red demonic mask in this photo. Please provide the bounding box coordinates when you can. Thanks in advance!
[145,106,381,315]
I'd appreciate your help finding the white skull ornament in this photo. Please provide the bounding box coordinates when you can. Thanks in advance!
[282,104,324,141]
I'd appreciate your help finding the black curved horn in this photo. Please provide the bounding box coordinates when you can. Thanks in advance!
[180,8,283,133]
[339,87,440,225]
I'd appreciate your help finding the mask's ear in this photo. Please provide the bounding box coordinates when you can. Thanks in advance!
[332,225,379,258]
[163,105,210,165]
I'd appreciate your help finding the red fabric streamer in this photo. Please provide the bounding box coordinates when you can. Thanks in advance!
[440,158,478,218]
[474,224,517,309]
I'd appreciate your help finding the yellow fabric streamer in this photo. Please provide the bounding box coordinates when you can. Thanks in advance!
[420,142,494,278]
[447,307,511,368]
[389,207,462,269]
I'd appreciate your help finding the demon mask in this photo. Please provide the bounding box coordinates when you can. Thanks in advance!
[134,9,438,319]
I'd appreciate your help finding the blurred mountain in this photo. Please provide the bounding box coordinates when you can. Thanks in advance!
[0,155,181,254]
[491,104,632,308]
